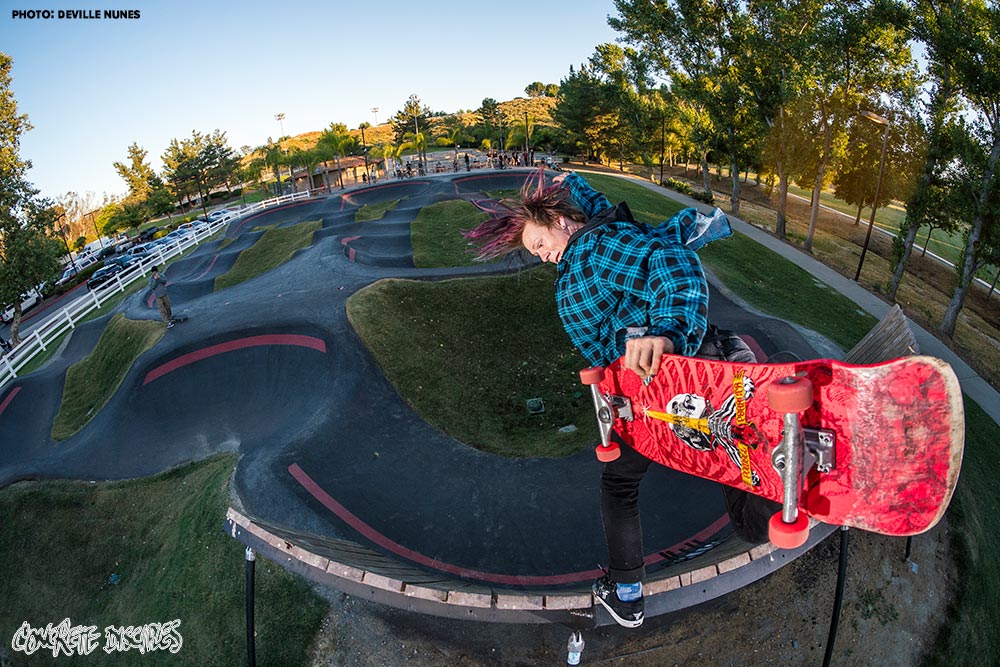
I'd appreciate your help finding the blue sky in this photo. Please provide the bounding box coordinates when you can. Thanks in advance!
[4,0,621,201]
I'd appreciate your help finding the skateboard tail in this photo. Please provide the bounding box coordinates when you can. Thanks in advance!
[805,356,964,536]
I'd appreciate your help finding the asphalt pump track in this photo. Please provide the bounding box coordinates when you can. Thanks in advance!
[0,171,838,626]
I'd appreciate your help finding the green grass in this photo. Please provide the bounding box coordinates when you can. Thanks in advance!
[18,281,147,377]
[0,455,327,666]
[925,398,1000,666]
[347,269,595,457]
[411,200,489,268]
[214,220,321,291]
[50,314,164,441]
[699,232,877,351]
[583,172,687,225]
[355,198,401,222]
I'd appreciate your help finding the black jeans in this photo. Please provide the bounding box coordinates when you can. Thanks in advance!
[601,436,652,584]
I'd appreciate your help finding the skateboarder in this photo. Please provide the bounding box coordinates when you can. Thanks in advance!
[148,266,174,328]
[466,170,766,629]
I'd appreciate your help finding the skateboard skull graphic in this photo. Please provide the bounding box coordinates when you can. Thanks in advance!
[649,372,763,487]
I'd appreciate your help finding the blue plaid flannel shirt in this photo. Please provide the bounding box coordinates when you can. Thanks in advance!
[555,172,711,366]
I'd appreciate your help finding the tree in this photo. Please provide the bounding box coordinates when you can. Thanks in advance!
[834,107,922,228]
[113,143,157,202]
[611,0,728,198]
[940,0,1000,338]
[391,95,431,167]
[747,0,825,238]
[161,130,236,214]
[0,52,63,345]
[317,123,350,190]
[795,0,915,251]
[109,142,173,233]
[553,64,609,160]
[477,98,504,153]
[203,130,240,194]
[525,81,546,97]
[889,0,968,302]
[162,132,209,213]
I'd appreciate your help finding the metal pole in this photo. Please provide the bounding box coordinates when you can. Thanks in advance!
[854,117,891,282]
[822,526,850,667]
[360,125,369,176]
[245,546,256,667]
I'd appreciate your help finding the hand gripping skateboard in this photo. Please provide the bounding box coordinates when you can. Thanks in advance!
[580,355,964,549]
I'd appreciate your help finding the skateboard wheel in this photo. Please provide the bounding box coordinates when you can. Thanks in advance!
[768,377,814,413]
[768,512,810,549]
[595,442,621,462]
[580,367,605,385]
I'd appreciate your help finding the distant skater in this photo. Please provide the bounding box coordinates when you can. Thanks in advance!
[149,266,174,328]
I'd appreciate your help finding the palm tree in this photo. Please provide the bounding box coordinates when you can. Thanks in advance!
[317,124,350,189]
[252,140,283,196]
[447,123,467,163]
[299,148,323,194]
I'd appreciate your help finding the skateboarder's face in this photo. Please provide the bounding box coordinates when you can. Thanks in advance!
[521,218,575,264]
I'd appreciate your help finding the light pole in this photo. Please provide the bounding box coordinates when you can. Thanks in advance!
[275,113,288,193]
[854,110,891,283]
[371,107,379,126]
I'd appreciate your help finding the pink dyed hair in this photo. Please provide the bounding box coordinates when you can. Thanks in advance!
[465,169,586,261]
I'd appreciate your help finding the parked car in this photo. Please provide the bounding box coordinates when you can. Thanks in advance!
[177,221,210,234]
[86,264,125,290]
[207,208,235,221]
[1,290,41,324]
[56,266,80,287]
[125,243,152,258]
[105,254,139,270]
[137,226,160,242]
[164,229,193,244]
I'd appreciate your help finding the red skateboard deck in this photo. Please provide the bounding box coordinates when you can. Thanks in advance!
[581,355,964,544]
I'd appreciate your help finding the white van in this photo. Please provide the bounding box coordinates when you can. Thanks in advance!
[1,289,41,324]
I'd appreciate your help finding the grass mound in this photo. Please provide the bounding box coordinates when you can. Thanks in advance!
[214,220,321,291]
[347,268,595,457]
[0,455,327,666]
[410,200,488,268]
[51,314,164,441]
[355,198,401,222]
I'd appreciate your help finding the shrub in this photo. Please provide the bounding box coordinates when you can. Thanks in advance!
[663,177,716,205]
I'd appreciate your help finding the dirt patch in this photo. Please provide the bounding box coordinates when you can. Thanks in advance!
[305,522,955,666]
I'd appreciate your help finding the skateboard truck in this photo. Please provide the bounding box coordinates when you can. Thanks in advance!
[579,367,632,462]
[766,376,815,549]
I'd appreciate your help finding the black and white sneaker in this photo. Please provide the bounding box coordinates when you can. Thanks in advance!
[592,574,644,628]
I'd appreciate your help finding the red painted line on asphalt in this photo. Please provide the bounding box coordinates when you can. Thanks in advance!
[0,386,22,416]
[232,199,317,235]
[143,334,327,385]
[643,514,732,567]
[193,255,220,281]
[288,462,731,586]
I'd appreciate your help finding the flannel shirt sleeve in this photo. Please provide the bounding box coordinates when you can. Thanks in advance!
[592,228,708,357]
[563,172,611,219]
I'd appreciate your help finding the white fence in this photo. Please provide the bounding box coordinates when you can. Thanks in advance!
[0,190,315,391]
